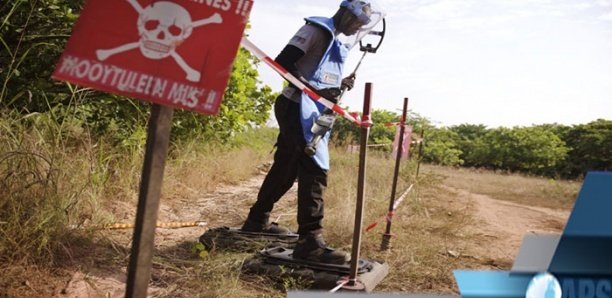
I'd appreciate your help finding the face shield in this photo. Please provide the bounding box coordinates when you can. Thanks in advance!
[338,0,386,51]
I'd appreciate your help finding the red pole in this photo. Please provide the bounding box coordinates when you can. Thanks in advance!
[381,97,409,250]
[346,83,373,290]
[415,129,425,178]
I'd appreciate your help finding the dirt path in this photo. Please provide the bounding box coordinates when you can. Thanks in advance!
[442,185,570,266]
[59,174,571,296]
[60,173,299,297]
[155,173,299,248]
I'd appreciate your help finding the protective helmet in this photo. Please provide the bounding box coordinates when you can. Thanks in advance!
[340,0,372,24]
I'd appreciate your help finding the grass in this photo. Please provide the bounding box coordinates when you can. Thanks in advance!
[425,164,580,209]
[357,167,478,294]
[147,148,501,297]
[0,108,277,296]
[0,116,582,296]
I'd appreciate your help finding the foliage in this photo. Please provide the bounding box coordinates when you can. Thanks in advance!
[331,108,608,178]
[449,124,488,167]
[367,109,397,146]
[562,119,612,178]
[1,0,81,109]
[1,0,276,143]
[332,106,608,178]
[171,48,276,141]
[480,126,568,175]
[422,127,464,166]
[331,109,430,150]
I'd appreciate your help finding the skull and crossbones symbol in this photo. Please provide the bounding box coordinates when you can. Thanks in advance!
[96,0,222,82]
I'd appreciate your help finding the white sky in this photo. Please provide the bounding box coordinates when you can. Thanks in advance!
[247,0,612,128]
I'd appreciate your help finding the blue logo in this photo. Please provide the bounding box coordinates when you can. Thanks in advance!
[526,273,562,298]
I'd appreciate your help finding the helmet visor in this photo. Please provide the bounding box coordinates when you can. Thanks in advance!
[339,0,385,50]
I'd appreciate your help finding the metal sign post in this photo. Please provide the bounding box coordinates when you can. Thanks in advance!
[345,82,373,290]
[381,97,409,251]
[125,104,174,298]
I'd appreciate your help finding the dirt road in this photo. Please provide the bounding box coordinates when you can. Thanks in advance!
[442,185,569,266]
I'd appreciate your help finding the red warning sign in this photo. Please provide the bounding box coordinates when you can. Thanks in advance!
[392,126,413,159]
[52,0,253,115]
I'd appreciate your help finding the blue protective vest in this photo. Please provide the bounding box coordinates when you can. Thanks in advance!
[300,16,349,170]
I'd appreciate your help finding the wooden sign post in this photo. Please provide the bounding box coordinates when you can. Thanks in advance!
[125,104,173,298]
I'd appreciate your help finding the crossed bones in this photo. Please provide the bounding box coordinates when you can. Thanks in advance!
[96,0,222,82]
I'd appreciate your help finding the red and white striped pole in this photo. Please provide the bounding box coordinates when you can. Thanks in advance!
[241,37,367,127]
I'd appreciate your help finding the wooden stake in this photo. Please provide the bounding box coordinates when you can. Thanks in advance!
[125,104,174,298]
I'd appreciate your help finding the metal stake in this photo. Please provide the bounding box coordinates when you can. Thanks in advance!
[125,104,174,298]
[381,97,409,251]
[415,129,425,178]
[346,82,373,290]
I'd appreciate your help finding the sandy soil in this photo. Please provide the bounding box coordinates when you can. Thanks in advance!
[442,185,570,266]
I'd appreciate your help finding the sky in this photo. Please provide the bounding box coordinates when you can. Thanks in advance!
[246,0,612,128]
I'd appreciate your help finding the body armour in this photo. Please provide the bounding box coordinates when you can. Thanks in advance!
[300,16,349,170]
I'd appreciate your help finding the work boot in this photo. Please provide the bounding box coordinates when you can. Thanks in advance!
[241,219,292,235]
[292,233,350,265]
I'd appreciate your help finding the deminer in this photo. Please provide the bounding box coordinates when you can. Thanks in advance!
[240,0,373,264]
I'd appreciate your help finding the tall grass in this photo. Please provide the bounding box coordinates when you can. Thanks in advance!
[323,148,472,294]
[0,100,278,296]
[324,148,417,246]
[166,127,277,195]
[426,164,580,209]
[0,100,277,266]
[0,107,136,265]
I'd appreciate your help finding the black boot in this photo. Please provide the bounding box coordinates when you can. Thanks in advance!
[292,233,349,265]
[241,218,292,235]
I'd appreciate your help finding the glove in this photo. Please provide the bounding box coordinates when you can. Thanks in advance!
[341,74,356,91]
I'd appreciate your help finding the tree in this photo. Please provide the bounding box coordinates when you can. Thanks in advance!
[562,119,612,178]
[1,0,82,110]
[331,109,432,151]
[422,127,463,166]
[367,109,398,147]
[450,124,488,167]
[482,126,568,176]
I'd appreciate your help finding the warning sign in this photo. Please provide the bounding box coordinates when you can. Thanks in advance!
[53,0,253,115]
[392,126,413,159]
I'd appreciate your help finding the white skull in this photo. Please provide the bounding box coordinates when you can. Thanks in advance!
[137,2,193,60]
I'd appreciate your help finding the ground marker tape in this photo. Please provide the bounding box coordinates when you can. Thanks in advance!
[330,279,350,293]
[384,121,408,127]
[73,221,208,230]
[365,184,414,232]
